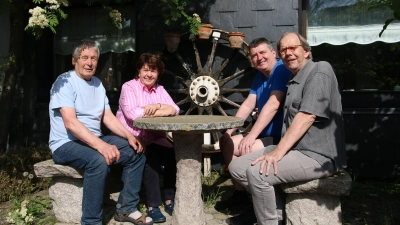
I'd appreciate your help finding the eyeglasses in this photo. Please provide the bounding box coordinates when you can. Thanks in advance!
[279,45,302,55]
[79,56,98,62]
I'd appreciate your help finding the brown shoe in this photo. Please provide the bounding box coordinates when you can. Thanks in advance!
[114,213,153,225]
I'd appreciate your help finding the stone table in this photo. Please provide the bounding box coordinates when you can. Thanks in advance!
[134,115,243,225]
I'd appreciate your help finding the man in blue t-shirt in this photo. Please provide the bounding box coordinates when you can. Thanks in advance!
[49,39,152,225]
[216,37,292,213]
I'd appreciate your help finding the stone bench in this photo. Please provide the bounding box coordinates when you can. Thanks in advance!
[280,170,352,225]
[33,159,121,224]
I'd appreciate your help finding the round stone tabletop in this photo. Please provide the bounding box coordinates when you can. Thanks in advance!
[134,115,244,133]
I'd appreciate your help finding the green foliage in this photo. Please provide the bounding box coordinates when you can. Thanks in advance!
[24,0,200,38]
[6,195,53,225]
[0,146,52,202]
[151,0,201,34]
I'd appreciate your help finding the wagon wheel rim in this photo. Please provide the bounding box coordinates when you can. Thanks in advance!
[163,29,254,149]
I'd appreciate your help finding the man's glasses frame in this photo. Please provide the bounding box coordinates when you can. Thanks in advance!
[279,45,302,55]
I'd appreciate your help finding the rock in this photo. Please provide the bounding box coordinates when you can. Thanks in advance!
[281,170,352,196]
[49,177,83,224]
[34,159,84,178]
[281,170,352,225]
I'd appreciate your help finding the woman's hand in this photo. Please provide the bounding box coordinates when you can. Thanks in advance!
[142,104,160,117]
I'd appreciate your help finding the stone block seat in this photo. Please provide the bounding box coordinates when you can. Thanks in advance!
[34,159,121,224]
[280,170,352,225]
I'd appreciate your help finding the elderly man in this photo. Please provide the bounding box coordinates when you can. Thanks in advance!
[49,39,153,225]
[216,38,291,214]
[228,32,347,225]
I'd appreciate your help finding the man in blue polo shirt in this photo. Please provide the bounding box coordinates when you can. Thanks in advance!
[216,37,292,215]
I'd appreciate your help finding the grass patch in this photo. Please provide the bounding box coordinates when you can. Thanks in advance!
[201,171,226,208]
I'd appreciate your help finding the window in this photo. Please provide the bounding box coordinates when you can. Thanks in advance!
[306,0,400,91]
[54,6,136,91]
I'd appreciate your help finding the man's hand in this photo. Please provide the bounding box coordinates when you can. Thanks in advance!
[127,135,145,154]
[97,143,121,165]
[238,135,257,155]
[251,148,284,176]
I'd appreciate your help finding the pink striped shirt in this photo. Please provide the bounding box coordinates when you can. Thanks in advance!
[115,78,180,146]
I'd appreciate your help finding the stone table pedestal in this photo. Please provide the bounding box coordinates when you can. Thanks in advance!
[134,115,243,225]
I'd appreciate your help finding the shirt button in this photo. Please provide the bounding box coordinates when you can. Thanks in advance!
[287,92,290,95]
[285,106,287,109]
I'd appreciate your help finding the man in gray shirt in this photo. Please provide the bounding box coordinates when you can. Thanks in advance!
[228,32,347,225]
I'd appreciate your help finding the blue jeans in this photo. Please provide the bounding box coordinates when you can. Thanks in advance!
[52,136,146,225]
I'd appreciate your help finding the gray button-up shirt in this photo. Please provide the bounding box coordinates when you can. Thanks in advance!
[283,60,347,171]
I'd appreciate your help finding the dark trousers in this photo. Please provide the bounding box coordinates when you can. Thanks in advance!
[143,143,177,207]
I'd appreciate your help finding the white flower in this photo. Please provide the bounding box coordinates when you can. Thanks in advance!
[25,214,34,223]
[27,6,49,28]
[23,172,29,177]
[109,9,123,29]
[193,13,201,23]
[28,174,34,179]
[18,180,22,184]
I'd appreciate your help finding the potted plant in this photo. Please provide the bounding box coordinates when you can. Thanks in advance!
[228,32,245,49]
[165,33,181,53]
[198,23,213,40]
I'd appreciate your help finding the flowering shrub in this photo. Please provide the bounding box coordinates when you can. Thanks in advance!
[25,0,68,38]
[6,196,52,225]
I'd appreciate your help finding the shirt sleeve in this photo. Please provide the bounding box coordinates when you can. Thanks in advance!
[156,85,180,115]
[118,82,145,121]
[49,76,76,110]
[300,72,332,119]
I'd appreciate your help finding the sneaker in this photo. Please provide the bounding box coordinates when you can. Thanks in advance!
[214,190,251,211]
[146,207,166,223]
[226,206,257,225]
[164,200,174,216]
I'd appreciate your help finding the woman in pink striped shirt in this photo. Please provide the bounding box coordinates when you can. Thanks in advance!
[115,53,180,223]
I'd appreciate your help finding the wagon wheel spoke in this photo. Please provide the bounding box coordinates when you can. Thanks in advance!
[212,101,228,115]
[218,66,253,86]
[192,39,203,75]
[176,96,192,106]
[164,70,188,85]
[212,49,240,80]
[218,96,241,108]
[185,103,198,115]
[166,88,189,94]
[220,88,250,95]
[198,107,206,115]
[207,38,219,74]
[175,52,196,79]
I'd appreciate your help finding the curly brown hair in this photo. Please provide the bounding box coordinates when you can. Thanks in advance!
[135,53,165,80]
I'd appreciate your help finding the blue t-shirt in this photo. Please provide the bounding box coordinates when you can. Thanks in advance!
[48,70,110,152]
[250,60,292,137]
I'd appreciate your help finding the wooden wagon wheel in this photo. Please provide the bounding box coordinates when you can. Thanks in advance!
[162,29,255,150]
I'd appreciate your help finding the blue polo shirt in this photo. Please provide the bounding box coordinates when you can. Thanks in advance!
[250,60,292,137]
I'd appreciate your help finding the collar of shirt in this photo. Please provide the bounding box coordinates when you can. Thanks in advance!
[135,78,158,93]
[290,60,314,85]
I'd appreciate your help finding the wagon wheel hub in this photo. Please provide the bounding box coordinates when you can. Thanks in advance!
[190,76,220,107]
